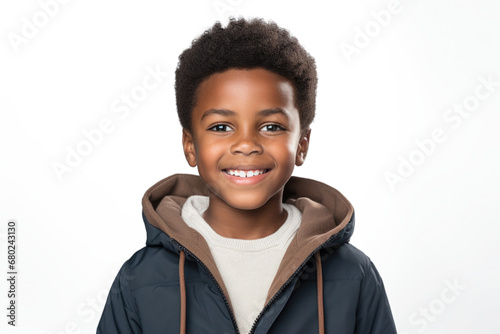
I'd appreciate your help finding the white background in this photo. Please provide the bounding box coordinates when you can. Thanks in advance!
[1,0,499,333]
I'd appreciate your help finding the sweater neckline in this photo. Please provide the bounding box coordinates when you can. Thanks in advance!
[181,195,302,252]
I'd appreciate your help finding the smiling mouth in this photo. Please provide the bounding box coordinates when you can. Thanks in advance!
[222,169,270,178]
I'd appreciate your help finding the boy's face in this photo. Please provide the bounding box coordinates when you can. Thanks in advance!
[182,68,310,211]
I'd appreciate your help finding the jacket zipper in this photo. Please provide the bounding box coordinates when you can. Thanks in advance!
[171,239,241,334]
[248,234,340,334]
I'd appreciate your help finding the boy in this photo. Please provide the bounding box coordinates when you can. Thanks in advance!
[97,18,397,334]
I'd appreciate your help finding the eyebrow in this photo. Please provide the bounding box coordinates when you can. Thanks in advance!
[201,109,236,120]
[201,108,290,120]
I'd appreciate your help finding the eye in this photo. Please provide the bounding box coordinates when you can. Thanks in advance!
[208,124,232,132]
[260,124,286,132]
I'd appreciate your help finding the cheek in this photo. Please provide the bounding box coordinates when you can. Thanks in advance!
[195,140,224,171]
[269,140,298,170]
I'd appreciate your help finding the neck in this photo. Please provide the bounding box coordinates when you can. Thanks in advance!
[202,192,288,240]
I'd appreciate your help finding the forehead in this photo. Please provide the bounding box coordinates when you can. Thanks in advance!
[193,68,297,116]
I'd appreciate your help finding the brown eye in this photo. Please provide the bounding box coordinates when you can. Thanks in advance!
[209,124,232,132]
[261,124,285,132]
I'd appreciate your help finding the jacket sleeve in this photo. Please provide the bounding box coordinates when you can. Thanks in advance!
[355,260,397,334]
[97,261,142,334]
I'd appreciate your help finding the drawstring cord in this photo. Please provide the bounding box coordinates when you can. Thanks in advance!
[315,251,325,334]
[179,250,186,334]
[178,249,325,334]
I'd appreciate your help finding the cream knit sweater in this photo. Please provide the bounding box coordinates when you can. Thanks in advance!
[181,195,301,334]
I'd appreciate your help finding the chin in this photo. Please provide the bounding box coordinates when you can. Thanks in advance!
[222,193,272,211]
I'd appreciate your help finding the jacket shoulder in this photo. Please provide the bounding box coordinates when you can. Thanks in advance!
[120,245,181,291]
[321,243,379,281]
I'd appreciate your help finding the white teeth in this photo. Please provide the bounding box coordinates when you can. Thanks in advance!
[225,169,267,177]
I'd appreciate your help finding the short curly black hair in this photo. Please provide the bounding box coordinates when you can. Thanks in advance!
[175,17,317,133]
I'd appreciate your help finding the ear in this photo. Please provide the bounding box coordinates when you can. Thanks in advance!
[182,128,197,167]
[295,128,311,166]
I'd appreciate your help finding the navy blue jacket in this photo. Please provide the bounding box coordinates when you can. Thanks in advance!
[97,174,397,333]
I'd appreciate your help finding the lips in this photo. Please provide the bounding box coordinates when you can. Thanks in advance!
[223,169,270,178]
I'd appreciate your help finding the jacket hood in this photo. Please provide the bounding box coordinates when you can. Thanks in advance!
[142,173,355,306]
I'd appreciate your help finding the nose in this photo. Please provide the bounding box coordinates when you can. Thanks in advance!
[230,130,263,155]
